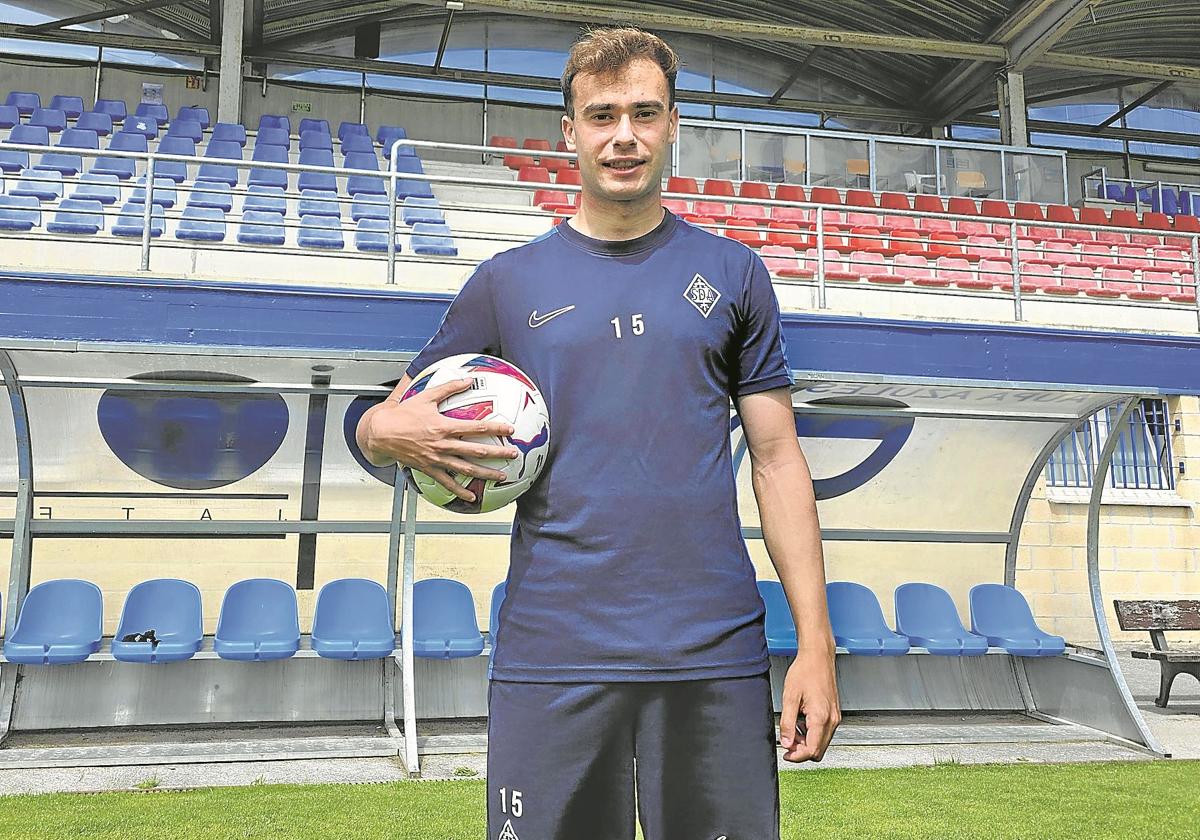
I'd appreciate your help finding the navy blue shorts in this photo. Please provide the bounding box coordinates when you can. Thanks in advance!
[486,672,780,840]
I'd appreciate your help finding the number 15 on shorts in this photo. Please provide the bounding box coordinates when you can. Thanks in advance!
[499,787,523,817]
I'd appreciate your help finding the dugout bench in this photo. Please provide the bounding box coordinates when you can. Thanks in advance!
[1114,599,1200,708]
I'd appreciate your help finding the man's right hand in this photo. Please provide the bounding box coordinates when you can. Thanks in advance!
[356,377,520,503]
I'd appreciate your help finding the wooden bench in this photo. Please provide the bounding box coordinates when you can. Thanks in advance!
[1114,599,1200,708]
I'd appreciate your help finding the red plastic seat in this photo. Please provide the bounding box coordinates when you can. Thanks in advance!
[533,189,572,210]
[1109,209,1140,229]
[928,230,966,257]
[846,211,881,228]
[1045,205,1076,224]
[703,178,735,197]
[880,192,912,211]
[936,256,975,287]
[848,226,886,253]
[503,152,536,169]
[1014,202,1045,222]
[1141,270,1196,303]
[760,244,800,275]
[517,166,551,184]
[848,250,892,282]
[920,218,954,233]
[1143,212,1171,231]
[738,181,772,200]
[667,176,699,194]
[1046,265,1097,296]
[663,198,690,215]
[913,194,945,214]
[882,214,918,231]
[1115,245,1152,270]
[957,219,995,238]
[523,138,551,152]
[725,218,765,245]
[1078,207,1108,226]
[766,221,810,249]
[771,205,809,224]
[1098,267,1140,298]
[810,186,841,206]
[555,168,582,186]
[974,258,1013,290]
[488,134,517,148]
[947,196,978,216]
[1014,261,1058,293]
[804,247,854,281]
[981,199,1013,220]
[693,199,730,220]
[522,138,565,171]
[894,254,944,286]
[1059,227,1094,244]
[1041,241,1080,265]
[733,203,769,222]
[1095,228,1128,246]
[1151,247,1190,273]
[1080,242,1117,268]
[682,214,715,230]
[775,184,807,203]
[845,189,877,209]
[889,228,927,256]
[965,234,1005,261]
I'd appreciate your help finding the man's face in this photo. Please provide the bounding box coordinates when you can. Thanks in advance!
[562,57,678,204]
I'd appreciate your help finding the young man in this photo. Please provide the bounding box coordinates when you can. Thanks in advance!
[357,27,839,840]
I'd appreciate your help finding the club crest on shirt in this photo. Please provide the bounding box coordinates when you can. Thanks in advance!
[684,273,721,318]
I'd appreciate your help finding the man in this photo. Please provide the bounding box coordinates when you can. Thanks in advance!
[357,26,839,840]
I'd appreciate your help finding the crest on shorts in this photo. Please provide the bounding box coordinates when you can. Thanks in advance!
[497,819,521,840]
[684,273,721,318]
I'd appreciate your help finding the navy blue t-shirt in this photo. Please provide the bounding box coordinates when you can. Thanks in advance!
[407,210,793,682]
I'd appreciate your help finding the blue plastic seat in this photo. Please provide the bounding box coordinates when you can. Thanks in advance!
[112,201,164,238]
[5,91,40,116]
[376,124,407,148]
[256,126,290,149]
[338,121,369,143]
[165,119,202,143]
[35,127,97,176]
[47,198,105,234]
[297,148,335,192]
[0,104,18,129]
[969,584,1066,657]
[76,111,112,136]
[177,205,226,242]
[0,195,41,231]
[131,175,177,208]
[299,130,332,151]
[757,580,797,656]
[488,580,507,663]
[91,131,147,179]
[311,578,395,660]
[413,578,484,659]
[92,98,127,124]
[238,210,286,245]
[197,140,243,186]
[1152,188,1180,216]
[29,107,66,133]
[0,124,50,173]
[258,114,290,134]
[341,134,374,155]
[4,580,102,664]
[211,122,247,146]
[298,188,340,218]
[826,581,910,656]
[176,106,209,129]
[11,168,63,201]
[188,180,233,212]
[135,101,169,124]
[123,115,159,139]
[342,151,383,195]
[155,135,195,182]
[298,214,344,249]
[354,218,401,253]
[894,582,989,655]
[351,195,388,222]
[111,579,203,664]
[49,95,84,119]
[213,578,300,661]
[71,172,121,204]
[411,221,457,256]
[242,185,287,214]
[402,196,444,225]
[249,142,289,189]
[298,117,330,136]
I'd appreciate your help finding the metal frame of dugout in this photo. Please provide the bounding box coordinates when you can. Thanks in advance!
[0,340,1169,775]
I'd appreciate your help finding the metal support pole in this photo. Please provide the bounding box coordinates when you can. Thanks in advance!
[997,70,1029,148]
[93,45,103,105]
[1010,219,1023,322]
[400,478,420,776]
[815,211,827,309]
[217,0,246,124]
[381,475,405,751]
[1086,395,1165,755]
[0,351,31,749]
[1192,235,1199,333]
[387,139,401,285]
[359,71,367,125]
[139,156,156,271]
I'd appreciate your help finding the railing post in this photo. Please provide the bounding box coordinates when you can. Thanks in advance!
[1010,219,1023,322]
[815,210,827,309]
[139,155,156,271]
[1192,234,1200,333]
[387,139,401,285]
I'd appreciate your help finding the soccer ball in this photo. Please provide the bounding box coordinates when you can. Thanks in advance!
[400,354,550,513]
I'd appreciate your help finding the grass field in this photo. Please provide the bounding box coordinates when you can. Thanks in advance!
[0,760,1196,839]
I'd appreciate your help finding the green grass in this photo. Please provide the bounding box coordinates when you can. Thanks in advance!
[0,761,1196,839]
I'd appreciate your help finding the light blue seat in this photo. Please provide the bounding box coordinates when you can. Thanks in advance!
[4,580,101,665]
[47,198,105,234]
[338,121,369,143]
[197,140,243,186]
[256,127,290,149]
[299,130,332,151]
[395,156,434,200]
[969,584,1066,657]
[402,196,444,225]
[345,151,384,196]
[29,107,66,133]
[826,581,909,656]
[311,578,395,660]
[5,91,40,115]
[412,222,457,256]
[123,115,159,139]
[176,106,209,129]
[0,124,50,173]
[488,580,506,663]
[12,167,63,201]
[354,218,401,253]
[91,131,147,180]
[376,124,407,148]
[71,172,121,204]
[258,114,290,133]
[112,201,164,238]
[155,135,195,182]
[111,579,203,664]
[895,582,989,656]
[35,127,97,176]
[49,95,84,119]
[131,175,177,208]
[165,119,202,143]
[298,118,330,136]
[341,134,374,155]
[0,195,41,231]
[92,98,127,124]
[237,210,285,245]
[177,205,226,242]
[297,148,335,192]
[243,185,287,214]
[0,104,18,129]
[298,214,344,249]
[213,578,300,661]
[211,121,247,146]
[187,180,233,212]
[249,142,289,189]
[298,188,340,218]
[757,580,797,656]
[76,111,112,136]
[413,578,484,659]
[350,194,388,222]
[135,101,169,126]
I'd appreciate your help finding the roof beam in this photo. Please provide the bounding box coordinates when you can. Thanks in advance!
[0,21,218,54]
[1091,80,1172,132]
[21,0,188,33]
[768,49,819,105]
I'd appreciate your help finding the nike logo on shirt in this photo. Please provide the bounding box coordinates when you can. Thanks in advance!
[528,305,576,328]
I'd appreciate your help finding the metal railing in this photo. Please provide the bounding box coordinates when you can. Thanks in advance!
[1047,399,1175,491]
[1083,168,1199,215]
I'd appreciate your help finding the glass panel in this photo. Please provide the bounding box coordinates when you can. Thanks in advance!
[809,135,869,189]
[1005,151,1066,204]
[677,124,742,181]
[940,145,1002,198]
[874,141,937,195]
[745,130,807,184]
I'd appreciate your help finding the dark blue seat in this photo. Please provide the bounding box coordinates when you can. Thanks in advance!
[969,584,1065,657]
[354,218,401,253]
[91,131,147,180]
[411,222,457,256]
[396,165,434,200]
[756,580,797,656]
[298,214,344,249]
[258,114,290,134]
[0,195,41,231]
[112,201,165,238]
[213,578,300,661]
[0,104,18,128]
[188,180,233,212]
[76,111,112,137]
[298,188,340,218]
[402,196,444,225]
[299,130,332,151]
[71,172,121,204]
[0,124,50,173]
[47,198,105,234]
[311,578,395,660]
[176,106,209,129]
[298,118,330,136]
[29,107,66,133]
[256,127,290,149]
[413,578,484,659]
[338,121,369,143]
[123,115,159,139]
[197,140,242,186]
[49,95,84,119]
[237,210,286,245]
[11,168,63,201]
[297,148,335,192]
[1152,188,1180,216]
[4,580,102,664]
[155,135,195,182]
[249,142,289,189]
[341,134,374,155]
[166,119,202,143]
[131,175,177,208]
[135,101,169,125]
[894,582,989,655]
[5,91,40,116]
[35,127,97,176]
[111,579,203,664]
[377,124,407,149]
[826,581,909,656]
[211,122,247,146]
[488,580,506,662]
[177,205,226,242]
[243,185,287,214]
[351,195,388,222]
[344,151,384,196]
[92,98,127,124]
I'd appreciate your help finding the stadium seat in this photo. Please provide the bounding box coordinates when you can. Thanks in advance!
[176,106,210,129]
[344,151,384,196]
[91,131,147,179]
[972,258,1012,291]
[92,98,127,123]
[298,214,344,249]
[810,186,840,206]
[34,127,97,176]
[395,161,433,200]
[377,124,407,150]
[123,115,159,139]
[894,582,989,655]
[517,165,551,185]
[299,188,340,218]
[338,121,369,143]
[11,168,62,201]
[1142,270,1197,303]
[946,196,977,217]
[760,244,800,275]
[1049,265,1099,296]
[4,580,103,664]
[5,91,40,115]
[0,195,41,230]
[46,198,105,234]
[188,180,233,212]
[237,210,286,246]
[197,140,243,186]
[666,176,699,195]
[256,127,290,149]
[298,117,330,135]
[489,581,507,656]
[111,579,204,664]
[350,195,388,222]
[310,578,395,660]
[243,185,287,215]
[880,191,913,211]
[211,122,247,146]
[968,584,1065,657]
[826,582,909,656]
[0,124,50,173]
[412,221,457,256]
[936,256,975,287]
[165,119,202,143]
[249,142,290,189]
[702,178,735,197]
[298,148,337,192]
[155,135,195,182]
[176,206,226,242]
[1098,267,1140,298]
[412,578,485,659]
[845,189,877,208]
[71,172,121,204]
[299,130,332,151]
[341,133,375,155]
[1014,201,1045,223]
[135,102,168,126]
[0,104,17,128]
[112,201,164,238]
[738,181,772,200]
[29,107,66,133]
[48,94,83,120]
[257,114,290,134]
[213,579,300,661]
[756,580,797,656]
[663,198,690,215]
[130,175,177,208]
[402,196,445,225]
[353,218,400,253]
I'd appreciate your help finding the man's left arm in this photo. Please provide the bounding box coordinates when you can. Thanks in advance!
[737,386,840,762]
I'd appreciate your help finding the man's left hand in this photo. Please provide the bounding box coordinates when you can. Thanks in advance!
[778,648,841,763]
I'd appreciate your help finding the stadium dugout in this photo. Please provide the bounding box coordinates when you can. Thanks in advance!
[0,0,1198,775]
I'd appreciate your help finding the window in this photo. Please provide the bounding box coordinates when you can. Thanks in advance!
[1046,399,1174,491]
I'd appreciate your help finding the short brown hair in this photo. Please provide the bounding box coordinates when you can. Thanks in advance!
[561,27,678,118]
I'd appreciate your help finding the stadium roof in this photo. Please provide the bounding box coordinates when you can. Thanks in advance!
[2,0,1198,126]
